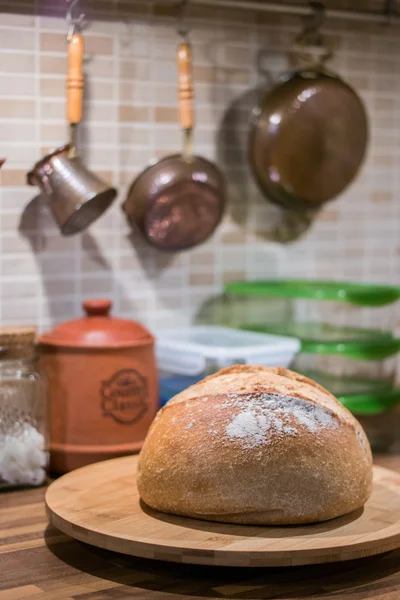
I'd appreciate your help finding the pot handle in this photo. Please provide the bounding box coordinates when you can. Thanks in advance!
[177,41,194,131]
[67,33,84,125]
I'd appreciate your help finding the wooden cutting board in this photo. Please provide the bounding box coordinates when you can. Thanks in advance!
[46,456,400,567]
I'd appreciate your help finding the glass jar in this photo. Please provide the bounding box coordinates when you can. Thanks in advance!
[0,327,48,489]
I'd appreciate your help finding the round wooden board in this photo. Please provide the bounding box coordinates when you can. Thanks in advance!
[46,456,400,567]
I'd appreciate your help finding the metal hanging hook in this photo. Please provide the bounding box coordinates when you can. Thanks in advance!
[307,1,325,32]
[177,0,190,40]
[290,0,335,67]
[66,0,85,42]
[299,1,325,43]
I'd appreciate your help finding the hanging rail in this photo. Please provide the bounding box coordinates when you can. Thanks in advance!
[167,0,400,26]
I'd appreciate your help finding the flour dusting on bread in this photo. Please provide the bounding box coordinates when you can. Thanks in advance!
[224,393,338,448]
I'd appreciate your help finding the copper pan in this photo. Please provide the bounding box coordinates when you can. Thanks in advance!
[123,41,225,252]
[249,6,368,211]
[27,31,116,235]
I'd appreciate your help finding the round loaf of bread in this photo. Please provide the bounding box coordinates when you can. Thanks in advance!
[138,365,373,525]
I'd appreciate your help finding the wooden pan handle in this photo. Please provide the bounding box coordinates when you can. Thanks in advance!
[67,33,84,125]
[177,42,194,130]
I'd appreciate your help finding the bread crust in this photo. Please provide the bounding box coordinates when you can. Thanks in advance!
[138,365,373,525]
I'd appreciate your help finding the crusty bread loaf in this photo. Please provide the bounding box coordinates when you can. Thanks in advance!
[137,365,373,525]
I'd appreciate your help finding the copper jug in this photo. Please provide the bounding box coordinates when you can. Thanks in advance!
[38,299,158,473]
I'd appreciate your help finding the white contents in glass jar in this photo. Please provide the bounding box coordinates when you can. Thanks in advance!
[0,377,48,488]
[0,423,47,486]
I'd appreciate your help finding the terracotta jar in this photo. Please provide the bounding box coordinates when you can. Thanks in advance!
[39,299,158,474]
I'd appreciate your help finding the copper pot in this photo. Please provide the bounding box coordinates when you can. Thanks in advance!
[38,299,158,474]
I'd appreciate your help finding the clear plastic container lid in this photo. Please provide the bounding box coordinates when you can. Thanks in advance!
[156,326,300,376]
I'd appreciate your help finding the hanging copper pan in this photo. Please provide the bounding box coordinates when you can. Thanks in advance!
[27,28,116,235]
[123,40,225,252]
[249,6,368,212]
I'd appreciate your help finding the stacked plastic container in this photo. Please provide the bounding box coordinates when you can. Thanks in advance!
[224,280,400,451]
[157,326,300,407]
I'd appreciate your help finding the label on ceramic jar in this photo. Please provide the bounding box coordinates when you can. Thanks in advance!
[100,369,148,424]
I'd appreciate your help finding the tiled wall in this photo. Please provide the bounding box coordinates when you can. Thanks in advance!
[0,2,399,334]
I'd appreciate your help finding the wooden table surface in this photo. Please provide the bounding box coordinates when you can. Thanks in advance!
[2,454,400,600]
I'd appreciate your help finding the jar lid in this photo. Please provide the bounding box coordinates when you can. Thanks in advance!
[0,326,37,359]
[38,300,154,349]
[0,326,36,348]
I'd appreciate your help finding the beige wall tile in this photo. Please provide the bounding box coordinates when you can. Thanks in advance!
[2,300,38,322]
[119,105,150,122]
[86,36,114,56]
[40,55,66,75]
[375,156,394,166]
[223,271,246,284]
[84,103,117,122]
[120,60,149,81]
[0,98,35,118]
[0,52,35,73]
[189,252,214,266]
[40,234,78,252]
[371,191,392,203]
[82,277,114,294]
[1,279,39,299]
[155,107,177,122]
[0,13,35,27]
[85,80,115,101]
[119,81,151,103]
[44,278,77,296]
[0,28,34,50]
[39,100,64,119]
[40,32,65,52]
[119,125,150,145]
[190,273,215,286]
[40,124,68,142]
[0,169,27,186]
[374,97,395,110]
[40,77,64,97]
[1,233,34,254]
[193,65,215,83]
[318,209,339,222]
[223,46,251,68]
[0,255,38,276]
[86,57,115,79]
[43,299,75,319]
[0,74,35,96]
[222,231,247,244]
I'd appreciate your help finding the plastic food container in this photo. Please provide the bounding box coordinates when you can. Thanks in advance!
[156,325,300,406]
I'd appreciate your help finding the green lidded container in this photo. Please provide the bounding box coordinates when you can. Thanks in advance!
[225,279,400,307]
